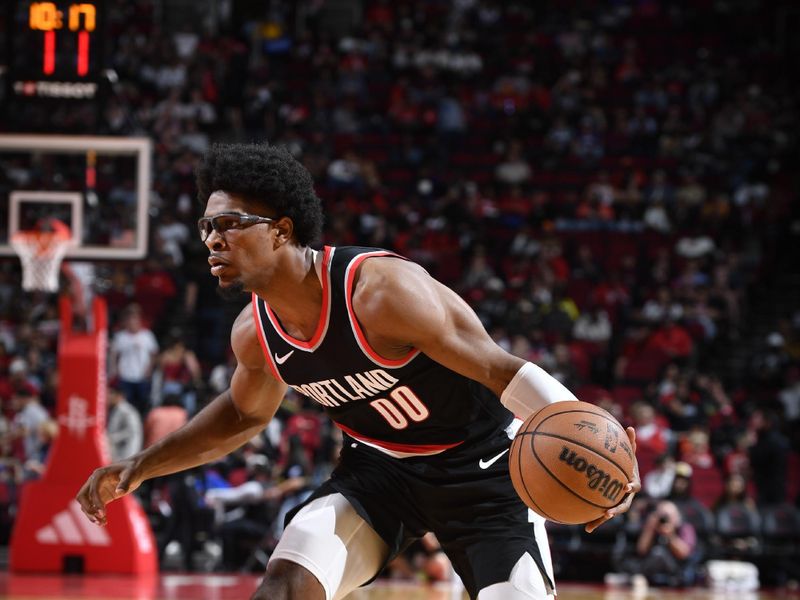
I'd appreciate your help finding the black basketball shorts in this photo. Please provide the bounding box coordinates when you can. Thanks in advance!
[285,422,555,598]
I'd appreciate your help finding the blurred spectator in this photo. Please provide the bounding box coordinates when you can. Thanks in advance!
[667,462,695,504]
[134,258,179,328]
[277,400,323,474]
[629,402,670,478]
[643,201,671,233]
[387,532,453,584]
[646,319,694,362]
[495,141,531,186]
[545,117,574,158]
[156,467,212,572]
[155,212,191,267]
[678,429,715,470]
[327,151,366,192]
[22,419,57,479]
[10,389,49,469]
[0,358,40,402]
[750,333,792,390]
[461,247,497,293]
[777,366,800,423]
[631,500,699,587]
[643,454,677,500]
[153,334,203,415]
[542,289,579,340]
[721,431,751,478]
[712,474,761,559]
[642,289,683,324]
[106,383,143,462]
[748,409,790,506]
[0,400,11,458]
[270,434,314,539]
[144,394,188,449]
[675,234,715,260]
[209,353,236,395]
[205,457,276,571]
[713,473,756,512]
[109,305,159,416]
[573,306,612,344]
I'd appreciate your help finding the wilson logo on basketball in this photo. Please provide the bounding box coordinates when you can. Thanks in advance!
[558,447,625,501]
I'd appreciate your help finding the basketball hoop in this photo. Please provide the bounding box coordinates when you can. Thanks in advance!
[11,220,74,293]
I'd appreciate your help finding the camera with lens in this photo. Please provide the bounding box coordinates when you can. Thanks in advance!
[657,513,670,525]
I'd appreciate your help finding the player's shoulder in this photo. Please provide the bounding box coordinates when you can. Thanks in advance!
[352,250,431,297]
[351,251,441,331]
[328,244,426,292]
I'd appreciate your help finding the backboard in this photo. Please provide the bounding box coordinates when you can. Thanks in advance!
[0,135,150,259]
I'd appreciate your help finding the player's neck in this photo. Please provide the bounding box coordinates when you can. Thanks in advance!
[255,246,322,341]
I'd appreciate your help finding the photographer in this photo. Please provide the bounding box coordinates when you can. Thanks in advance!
[632,499,699,587]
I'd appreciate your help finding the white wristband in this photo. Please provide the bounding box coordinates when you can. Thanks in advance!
[500,362,577,419]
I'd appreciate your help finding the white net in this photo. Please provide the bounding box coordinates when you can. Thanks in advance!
[11,230,74,293]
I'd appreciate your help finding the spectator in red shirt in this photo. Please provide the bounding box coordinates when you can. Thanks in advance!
[678,428,715,470]
[134,256,178,329]
[630,401,670,478]
[143,393,188,449]
[0,358,40,410]
[646,318,694,361]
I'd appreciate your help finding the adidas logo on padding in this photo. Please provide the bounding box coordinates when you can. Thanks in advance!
[35,500,111,547]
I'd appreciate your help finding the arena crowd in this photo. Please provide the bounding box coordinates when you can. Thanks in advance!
[1,0,798,587]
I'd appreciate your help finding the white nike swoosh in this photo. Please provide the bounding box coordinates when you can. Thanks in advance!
[479,448,509,469]
[274,350,295,365]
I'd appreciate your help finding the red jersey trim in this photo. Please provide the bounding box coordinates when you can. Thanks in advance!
[251,294,286,383]
[344,251,421,369]
[264,246,334,351]
[336,422,463,454]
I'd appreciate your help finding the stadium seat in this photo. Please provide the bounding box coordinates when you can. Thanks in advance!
[691,464,724,508]
[787,452,800,501]
[759,504,800,585]
[545,521,582,554]
[714,502,762,560]
[760,503,800,552]
[676,498,715,562]
[573,384,611,405]
[545,521,584,579]
[676,498,715,537]
[578,511,625,555]
[611,386,643,415]
[564,516,626,581]
[620,349,669,384]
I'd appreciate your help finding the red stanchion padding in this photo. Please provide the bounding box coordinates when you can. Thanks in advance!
[10,297,157,574]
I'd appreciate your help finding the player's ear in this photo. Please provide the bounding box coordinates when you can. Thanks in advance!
[273,216,294,249]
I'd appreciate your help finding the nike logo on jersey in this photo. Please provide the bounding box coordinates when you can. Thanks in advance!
[479,449,509,469]
[275,350,295,364]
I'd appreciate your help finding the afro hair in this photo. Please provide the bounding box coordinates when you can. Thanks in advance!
[195,143,323,246]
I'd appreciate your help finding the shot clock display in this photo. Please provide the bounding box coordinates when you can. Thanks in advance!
[7,1,106,99]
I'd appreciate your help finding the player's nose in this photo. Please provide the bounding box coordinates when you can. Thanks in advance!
[204,228,226,249]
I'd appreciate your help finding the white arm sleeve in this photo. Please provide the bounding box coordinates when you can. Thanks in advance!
[500,362,577,419]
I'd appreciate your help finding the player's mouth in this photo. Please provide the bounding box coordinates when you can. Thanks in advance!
[208,256,231,276]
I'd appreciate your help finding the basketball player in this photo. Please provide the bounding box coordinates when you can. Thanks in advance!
[76,144,641,599]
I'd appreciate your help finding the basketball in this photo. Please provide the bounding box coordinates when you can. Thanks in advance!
[509,401,635,524]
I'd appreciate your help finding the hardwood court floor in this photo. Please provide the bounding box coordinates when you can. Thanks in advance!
[0,573,796,600]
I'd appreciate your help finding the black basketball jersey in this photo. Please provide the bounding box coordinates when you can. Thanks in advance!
[252,245,513,458]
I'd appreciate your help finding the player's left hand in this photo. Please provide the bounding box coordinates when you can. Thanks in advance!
[584,426,640,533]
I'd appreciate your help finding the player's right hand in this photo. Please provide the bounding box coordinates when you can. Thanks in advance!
[75,460,143,526]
